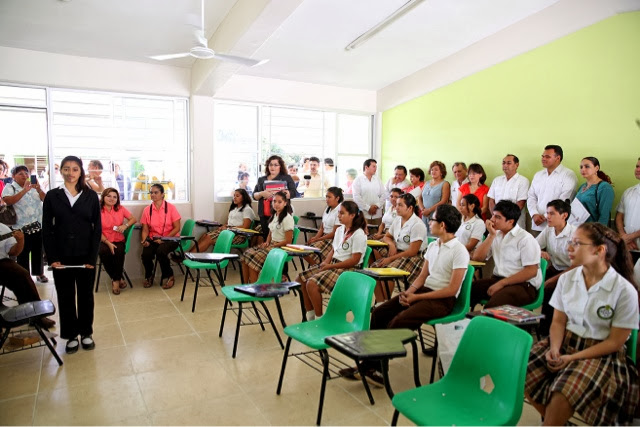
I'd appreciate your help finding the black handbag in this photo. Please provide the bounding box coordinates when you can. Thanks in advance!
[0,184,17,225]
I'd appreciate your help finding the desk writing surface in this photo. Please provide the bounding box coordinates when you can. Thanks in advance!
[469,260,486,266]
[185,253,239,262]
[363,267,410,277]
[366,240,388,247]
[229,227,260,234]
[325,329,416,359]
[196,220,221,226]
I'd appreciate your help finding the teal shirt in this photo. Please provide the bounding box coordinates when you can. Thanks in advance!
[575,181,614,225]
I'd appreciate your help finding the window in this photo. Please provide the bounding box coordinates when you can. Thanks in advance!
[214,102,372,200]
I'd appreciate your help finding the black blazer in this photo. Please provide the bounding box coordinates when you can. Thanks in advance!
[253,174,298,217]
[42,187,102,265]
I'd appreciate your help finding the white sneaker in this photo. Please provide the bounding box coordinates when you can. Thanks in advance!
[306,310,316,321]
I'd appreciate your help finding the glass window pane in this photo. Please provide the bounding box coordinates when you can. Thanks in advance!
[337,114,371,155]
[336,156,368,195]
[0,85,46,108]
[0,107,49,184]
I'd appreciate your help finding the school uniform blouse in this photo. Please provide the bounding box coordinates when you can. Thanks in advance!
[423,238,470,297]
[101,206,133,243]
[575,181,615,225]
[42,187,102,265]
[321,204,340,232]
[381,206,397,230]
[454,215,486,247]
[227,206,256,227]
[140,201,181,237]
[388,214,428,252]
[535,223,577,271]
[331,225,367,264]
[487,225,542,289]
[268,214,294,242]
[550,266,639,340]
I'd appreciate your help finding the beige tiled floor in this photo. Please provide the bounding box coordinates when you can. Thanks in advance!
[0,266,542,426]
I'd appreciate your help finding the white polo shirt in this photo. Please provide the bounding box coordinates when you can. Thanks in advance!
[551,266,639,340]
[381,206,398,231]
[331,225,367,264]
[227,206,256,227]
[321,204,340,233]
[454,215,486,248]
[352,174,386,220]
[527,164,578,231]
[488,173,530,229]
[268,214,294,243]
[423,238,470,297]
[488,225,542,289]
[617,183,640,248]
[388,214,428,252]
[535,223,576,271]
[0,222,17,260]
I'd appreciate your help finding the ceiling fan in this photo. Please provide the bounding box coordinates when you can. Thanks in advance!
[149,0,267,67]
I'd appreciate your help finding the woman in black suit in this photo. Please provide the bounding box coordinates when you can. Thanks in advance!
[43,156,101,354]
[253,155,298,238]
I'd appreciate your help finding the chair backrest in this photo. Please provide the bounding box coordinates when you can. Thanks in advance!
[627,328,638,364]
[445,316,533,425]
[323,272,376,333]
[123,223,136,254]
[212,230,235,254]
[450,265,474,316]
[292,227,300,244]
[362,246,372,268]
[180,219,197,251]
[293,215,299,225]
[256,248,288,284]
[523,258,548,311]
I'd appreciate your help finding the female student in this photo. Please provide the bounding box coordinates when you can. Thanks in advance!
[370,193,428,302]
[140,184,181,289]
[575,156,615,226]
[417,161,450,234]
[240,191,294,283]
[98,187,136,295]
[525,223,639,425]
[305,187,343,265]
[456,163,490,220]
[297,201,367,319]
[454,193,486,254]
[252,155,297,238]
[372,188,402,240]
[43,156,101,354]
[189,189,256,253]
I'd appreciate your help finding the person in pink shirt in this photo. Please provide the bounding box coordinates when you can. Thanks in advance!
[99,188,136,295]
[140,184,181,289]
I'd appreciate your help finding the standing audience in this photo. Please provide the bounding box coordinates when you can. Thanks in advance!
[405,167,426,198]
[450,162,469,205]
[456,163,490,220]
[352,158,386,226]
[252,155,297,237]
[488,154,530,229]
[297,156,330,198]
[616,157,640,257]
[418,161,450,234]
[575,156,614,225]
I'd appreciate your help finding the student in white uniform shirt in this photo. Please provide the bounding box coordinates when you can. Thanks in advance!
[615,157,640,258]
[455,194,486,254]
[370,193,428,302]
[304,187,343,265]
[536,199,577,335]
[471,200,542,308]
[525,222,639,426]
[373,188,401,240]
[352,158,386,225]
[527,145,578,234]
[488,154,530,229]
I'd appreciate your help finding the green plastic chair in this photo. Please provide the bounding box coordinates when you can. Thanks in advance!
[362,246,373,268]
[153,218,197,283]
[219,248,289,358]
[230,220,257,253]
[94,223,136,292]
[293,215,299,225]
[418,265,475,383]
[479,258,548,310]
[627,328,638,364]
[391,316,533,426]
[284,227,302,277]
[180,230,234,312]
[276,271,376,426]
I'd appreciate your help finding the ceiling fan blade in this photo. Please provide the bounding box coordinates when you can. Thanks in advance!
[149,52,191,61]
[194,29,208,47]
[212,53,268,67]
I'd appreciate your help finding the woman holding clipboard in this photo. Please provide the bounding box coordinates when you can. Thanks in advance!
[43,156,102,354]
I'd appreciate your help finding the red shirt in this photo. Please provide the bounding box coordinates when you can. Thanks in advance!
[141,201,181,237]
[101,206,133,243]
[459,183,491,219]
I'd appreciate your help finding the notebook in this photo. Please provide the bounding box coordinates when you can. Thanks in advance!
[364,267,411,276]
[482,305,545,323]
[185,253,238,262]
[234,282,299,297]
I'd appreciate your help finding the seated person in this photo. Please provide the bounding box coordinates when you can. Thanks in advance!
[189,189,256,253]
[525,223,639,426]
[140,184,181,289]
[240,191,294,284]
[0,223,55,328]
[304,187,343,266]
[369,193,428,302]
[340,204,469,386]
[470,200,542,309]
[99,188,136,295]
[372,188,401,240]
[536,199,577,335]
[296,201,367,319]
[455,194,486,254]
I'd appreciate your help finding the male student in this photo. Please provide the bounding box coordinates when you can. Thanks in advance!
[471,200,542,308]
[488,154,529,229]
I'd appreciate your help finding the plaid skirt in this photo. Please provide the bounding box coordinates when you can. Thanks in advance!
[310,239,333,259]
[526,330,639,425]
[297,259,356,293]
[371,254,424,284]
[206,229,248,246]
[241,243,278,272]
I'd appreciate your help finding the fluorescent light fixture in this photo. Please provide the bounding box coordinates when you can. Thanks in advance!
[344,0,426,51]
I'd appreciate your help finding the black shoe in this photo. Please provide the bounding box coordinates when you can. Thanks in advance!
[65,337,79,354]
[338,367,359,380]
[170,253,184,263]
[81,335,95,350]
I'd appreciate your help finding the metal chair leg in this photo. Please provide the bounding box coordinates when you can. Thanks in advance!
[356,361,375,405]
[251,301,265,331]
[192,270,201,313]
[316,349,330,426]
[277,337,292,394]
[34,324,63,366]
[123,268,133,288]
[232,302,243,358]
[391,410,400,426]
[429,339,439,384]
[259,301,283,349]
[219,299,229,337]
[180,268,189,301]
[205,270,219,296]
[94,260,102,292]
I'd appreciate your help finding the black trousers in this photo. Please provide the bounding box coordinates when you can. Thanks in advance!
[52,256,96,340]
[0,258,41,304]
[16,229,43,276]
[98,241,126,281]
[470,275,537,309]
[141,241,178,280]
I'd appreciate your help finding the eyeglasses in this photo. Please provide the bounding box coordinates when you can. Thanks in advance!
[568,239,595,248]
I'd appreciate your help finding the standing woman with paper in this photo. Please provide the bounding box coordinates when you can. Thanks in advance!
[43,156,102,354]
[574,157,615,226]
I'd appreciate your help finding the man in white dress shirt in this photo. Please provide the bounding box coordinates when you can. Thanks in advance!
[527,145,577,234]
[488,154,530,229]
[450,162,469,205]
[615,157,640,261]
[352,159,386,225]
[384,165,410,209]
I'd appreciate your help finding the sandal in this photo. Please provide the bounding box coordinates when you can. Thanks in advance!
[162,276,175,289]
[112,282,120,295]
[37,275,49,283]
[143,278,152,288]
[119,279,127,289]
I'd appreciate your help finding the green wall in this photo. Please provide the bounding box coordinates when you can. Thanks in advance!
[381,12,640,207]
